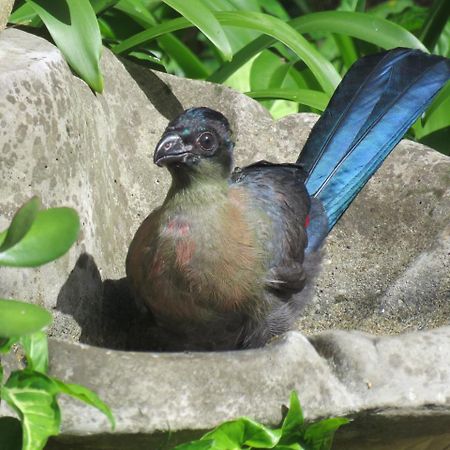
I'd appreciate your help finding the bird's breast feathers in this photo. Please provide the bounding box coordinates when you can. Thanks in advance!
[137,186,269,316]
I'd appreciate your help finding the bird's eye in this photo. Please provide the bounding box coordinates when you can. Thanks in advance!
[198,132,216,151]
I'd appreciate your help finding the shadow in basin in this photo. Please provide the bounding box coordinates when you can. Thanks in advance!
[56,253,173,351]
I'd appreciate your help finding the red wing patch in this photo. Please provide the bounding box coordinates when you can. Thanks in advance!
[304,214,310,228]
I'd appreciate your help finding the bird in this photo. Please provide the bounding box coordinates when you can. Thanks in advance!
[126,48,450,351]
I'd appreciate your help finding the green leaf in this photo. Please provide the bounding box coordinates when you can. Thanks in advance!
[281,392,304,440]
[258,0,290,20]
[20,331,49,374]
[0,417,22,450]
[419,127,450,156]
[113,0,209,78]
[1,370,61,450]
[201,417,281,449]
[246,89,329,111]
[26,0,104,92]
[419,0,450,51]
[208,10,427,84]
[0,207,80,267]
[422,80,450,129]
[172,440,216,450]
[161,0,233,61]
[0,337,18,354]
[53,379,115,430]
[8,3,42,26]
[90,0,121,14]
[303,417,350,450]
[333,34,358,70]
[113,11,341,94]
[0,197,40,253]
[0,300,52,338]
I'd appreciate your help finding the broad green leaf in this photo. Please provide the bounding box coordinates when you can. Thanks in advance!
[202,417,281,449]
[303,417,350,450]
[26,0,104,92]
[0,197,40,253]
[161,0,232,61]
[0,417,22,450]
[173,439,216,450]
[113,11,341,94]
[53,379,115,429]
[0,207,79,267]
[0,300,52,338]
[250,50,284,91]
[208,10,427,84]
[20,331,49,374]
[2,370,61,450]
[246,89,329,111]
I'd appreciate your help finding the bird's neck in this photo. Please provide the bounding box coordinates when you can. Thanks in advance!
[164,172,229,211]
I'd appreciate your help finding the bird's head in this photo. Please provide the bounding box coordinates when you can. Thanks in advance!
[154,107,234,183]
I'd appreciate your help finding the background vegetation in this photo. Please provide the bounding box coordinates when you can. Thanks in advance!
[8,0,450,155]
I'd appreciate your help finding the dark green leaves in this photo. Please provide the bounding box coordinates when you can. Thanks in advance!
[25,0,103,92]
[0,300,52,339]
[0,198,80,268]
[172,391,349,450]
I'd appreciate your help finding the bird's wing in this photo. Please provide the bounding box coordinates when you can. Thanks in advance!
[231,160,311,298]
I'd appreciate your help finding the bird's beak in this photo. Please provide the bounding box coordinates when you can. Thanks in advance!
[154,134,194,167]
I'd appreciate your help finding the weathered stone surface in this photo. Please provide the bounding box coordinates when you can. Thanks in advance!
[41,328,450,449]
[0,0,13,32]
[1,28,450,449]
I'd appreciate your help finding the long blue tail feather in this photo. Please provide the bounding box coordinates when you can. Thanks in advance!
[298,48,450,238]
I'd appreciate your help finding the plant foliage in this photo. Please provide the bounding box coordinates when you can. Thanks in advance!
[0,198,114,450]
[8,0,450,154]
[173,391,349,450]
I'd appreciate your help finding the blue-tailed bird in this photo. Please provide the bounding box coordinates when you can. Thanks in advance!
[126,48,450,350]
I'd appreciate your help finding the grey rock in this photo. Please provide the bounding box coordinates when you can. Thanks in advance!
[1,29,450,449]
[42,328,450,449]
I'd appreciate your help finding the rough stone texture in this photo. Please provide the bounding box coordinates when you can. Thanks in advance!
[0,0,14,32]
[40,328,450,449]
[1,29,450,449]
